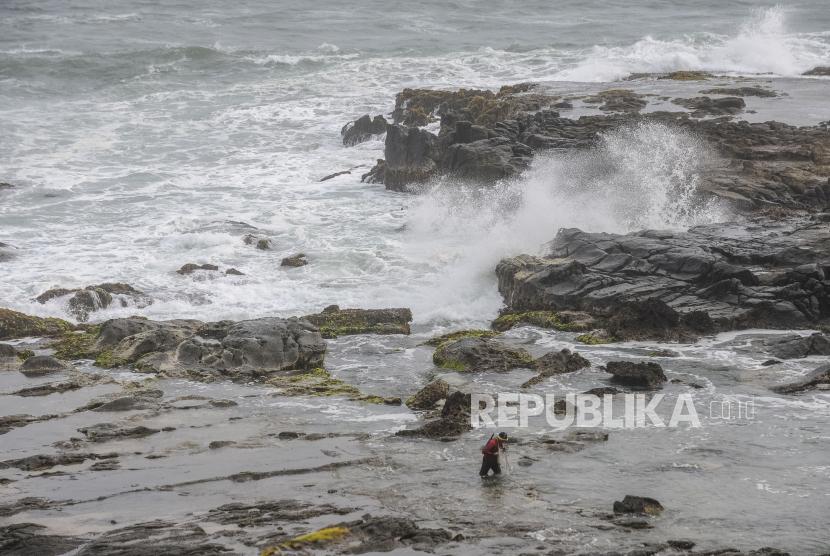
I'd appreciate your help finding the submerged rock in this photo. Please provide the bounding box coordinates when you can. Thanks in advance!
[225,268,244,275]
[613,494,664,515]
[671,96,746,117]
[77,423,161,442]
[67,288,112,322]
[605,361,667,389]
[433,337,533,372]
[770,364,830,393]
[420,329,500,346]
[405,379,450,409]
[698,87,777,98]
[763,332,830,359]
[281,253,308,267]
[20,355,73,378]
[177,263,219,275]
[302,306,412,339]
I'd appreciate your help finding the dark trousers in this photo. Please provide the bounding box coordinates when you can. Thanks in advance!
[479,456,501,476]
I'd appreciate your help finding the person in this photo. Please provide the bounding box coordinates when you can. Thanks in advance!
[480,432,508,477]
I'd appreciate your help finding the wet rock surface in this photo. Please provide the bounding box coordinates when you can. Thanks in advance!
[522,348,591,388]
[19,355,74,378]
[405,379,450,408]
[302,306,412,339]
[341,114,387,147]
[770,364,830,393]
[763,332,830,359]
[433,336,534,372]
[496,219,830,340]
[87,316,326,382]
[605,361,668,389]
[358,84,830,216]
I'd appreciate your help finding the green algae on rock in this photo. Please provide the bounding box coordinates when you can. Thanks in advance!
[266,368,393,404]
[433,337,533,372]
[302,305,412,339]
[0,309,77,341]
[492,310,598,332]
[420,329,500,347]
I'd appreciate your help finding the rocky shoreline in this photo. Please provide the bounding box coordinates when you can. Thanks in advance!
[3,76,830,556]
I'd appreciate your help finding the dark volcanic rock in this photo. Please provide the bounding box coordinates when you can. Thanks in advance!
[0,343,17,358]
[384,123,442,192]
[67,288,113,322]
[613,494,664,515]
[496,220,830,340]
[0,452,112,471]
[764,332,830,359]
[177,263,219,275]
[281,253,308,267]
[77,423,160,442]
[770,364,830,393]
[699,87,777,98]
[136,317,327,382]
[396,391,472,438]
[84,316,326,382]
[0,523,82,556]
[445,136,529,182]
[671,96,746,117]
[361,158,387,184]
[522,348,591,388]
[433,337,533,372]
[605,361,667,389]
[342,114,388,146]
[20,355,71,377]
[802,66,830,76]
[405,379,450,409]
[302,306,412,339]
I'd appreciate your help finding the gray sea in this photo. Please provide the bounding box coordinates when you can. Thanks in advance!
[1,1,830,554]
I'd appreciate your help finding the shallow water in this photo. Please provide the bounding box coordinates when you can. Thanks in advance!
[2,1,830,554]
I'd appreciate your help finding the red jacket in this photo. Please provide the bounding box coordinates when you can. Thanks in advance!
[482,438,499,461]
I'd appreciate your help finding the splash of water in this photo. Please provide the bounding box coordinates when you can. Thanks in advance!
[556,5,830,81]
[399,122,730,322]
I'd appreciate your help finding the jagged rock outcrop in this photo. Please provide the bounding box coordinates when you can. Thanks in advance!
[383,123,442,192]
[353,84,830,214]
[496,218,830,340]
[341,114,388,146]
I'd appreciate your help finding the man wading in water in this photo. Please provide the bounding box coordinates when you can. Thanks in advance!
[480,432,508,477]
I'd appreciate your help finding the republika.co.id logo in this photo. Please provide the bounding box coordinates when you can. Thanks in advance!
[470,393,755,429]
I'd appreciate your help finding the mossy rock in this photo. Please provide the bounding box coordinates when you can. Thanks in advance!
[420,329,500,347]
[659,71,713,81]
[266,368,387,403]
[302,306,412,339]
[598,89,635,96]
[575,333,616,345]
[433,337,533,372]
[492,311,598,333]
[0,308,77,340]
[47,323,103,360]
[16,349,35,361]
